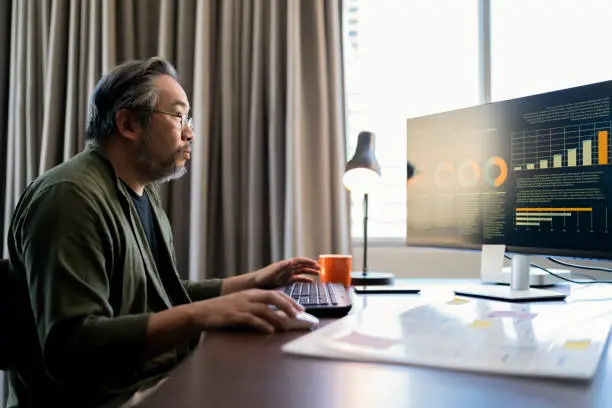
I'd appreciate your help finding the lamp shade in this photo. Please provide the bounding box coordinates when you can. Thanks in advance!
[343,131,381,194]
[407,160,416,181]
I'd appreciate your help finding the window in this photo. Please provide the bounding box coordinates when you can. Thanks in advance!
[491,0,612,102]
[343,0,480,241]
[343,0,612,241]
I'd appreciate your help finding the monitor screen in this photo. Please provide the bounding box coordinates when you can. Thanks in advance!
[406,80,612,260]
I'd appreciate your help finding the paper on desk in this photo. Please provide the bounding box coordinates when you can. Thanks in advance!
[282,298,612,380]
[487,310,537,320]
[335,332,402,350]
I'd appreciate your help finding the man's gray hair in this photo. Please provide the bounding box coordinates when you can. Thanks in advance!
[85,57,178,144]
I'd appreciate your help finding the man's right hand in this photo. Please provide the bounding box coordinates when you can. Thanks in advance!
[193,289,304,334]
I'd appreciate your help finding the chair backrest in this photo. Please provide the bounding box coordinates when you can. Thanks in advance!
[0,259,41,371]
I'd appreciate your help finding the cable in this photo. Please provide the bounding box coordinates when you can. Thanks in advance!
[504,255,612,285]
[546,257,612,273]
[528,263,612,284]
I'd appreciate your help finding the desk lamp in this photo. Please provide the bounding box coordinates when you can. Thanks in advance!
[343,131,394,286]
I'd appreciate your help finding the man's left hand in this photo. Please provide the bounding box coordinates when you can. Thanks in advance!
[253,257,321,289]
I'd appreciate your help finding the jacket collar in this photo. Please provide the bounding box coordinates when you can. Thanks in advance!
[85,142,175,308]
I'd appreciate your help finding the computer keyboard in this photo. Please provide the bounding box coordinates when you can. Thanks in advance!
[280,281,352,318]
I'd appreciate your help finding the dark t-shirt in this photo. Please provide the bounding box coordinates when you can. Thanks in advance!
[124,184,160,268]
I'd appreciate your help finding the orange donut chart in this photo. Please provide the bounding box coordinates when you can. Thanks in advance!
[484,156,508,187]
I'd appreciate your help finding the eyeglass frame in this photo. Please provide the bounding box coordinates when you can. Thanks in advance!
[151,109,194,132]
[131,108,194,132]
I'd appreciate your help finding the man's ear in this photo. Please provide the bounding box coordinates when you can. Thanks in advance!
[115,109,143,142]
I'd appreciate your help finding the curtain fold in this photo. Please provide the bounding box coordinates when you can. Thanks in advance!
[267,0,288,262]
[0,2,11,401]
[1,0,349,283]
[0,0,12,293]
[188,0,214,282]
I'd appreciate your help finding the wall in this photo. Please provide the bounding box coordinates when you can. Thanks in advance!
[350,246,481,279]
[352,245,612,282]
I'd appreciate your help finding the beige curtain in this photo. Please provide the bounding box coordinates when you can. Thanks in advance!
[0,1,10,268]
[199,0,350,277]
[0,3,8,403]
[0,0,350,284]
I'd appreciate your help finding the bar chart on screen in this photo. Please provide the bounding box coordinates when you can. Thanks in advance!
[511,121,611,170]
[513,207,605,233]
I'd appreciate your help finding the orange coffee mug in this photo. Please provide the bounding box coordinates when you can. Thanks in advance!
[318,254,352,287]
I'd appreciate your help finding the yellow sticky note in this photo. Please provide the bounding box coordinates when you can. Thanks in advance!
[447,297,470,305]
[563,340,591,350]
[469,319,491,329]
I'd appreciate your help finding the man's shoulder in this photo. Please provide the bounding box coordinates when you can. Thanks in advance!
[8,150,121,245]
[15,149,118,216]
[34,149,115,194]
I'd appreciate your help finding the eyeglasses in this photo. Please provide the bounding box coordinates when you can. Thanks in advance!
[150,109,194,132]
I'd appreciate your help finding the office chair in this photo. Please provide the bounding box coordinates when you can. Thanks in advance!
[0,259,46,405]
[0,259,34,370]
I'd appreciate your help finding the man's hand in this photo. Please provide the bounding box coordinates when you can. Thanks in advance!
[194,289,305,334]
[252,257,321,289]
[221,257,321,295]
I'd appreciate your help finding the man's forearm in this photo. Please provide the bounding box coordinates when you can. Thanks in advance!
[143,303,203,358]
[144,273,258,358]
[220,271,258,295]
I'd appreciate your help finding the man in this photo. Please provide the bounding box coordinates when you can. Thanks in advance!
[5,57,320,407]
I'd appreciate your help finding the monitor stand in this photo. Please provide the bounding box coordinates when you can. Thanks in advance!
[454,254,567,302]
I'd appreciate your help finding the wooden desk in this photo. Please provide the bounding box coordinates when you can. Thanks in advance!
[135,280,612,408]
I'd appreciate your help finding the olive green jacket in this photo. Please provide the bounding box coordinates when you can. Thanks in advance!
[6,144,222,407]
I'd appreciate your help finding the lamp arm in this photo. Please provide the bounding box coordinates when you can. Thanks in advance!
[363,193,368,277]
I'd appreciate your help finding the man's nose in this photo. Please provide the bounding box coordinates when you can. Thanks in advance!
[182,127,194,142]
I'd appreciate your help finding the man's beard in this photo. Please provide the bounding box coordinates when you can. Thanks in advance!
[135,132,189,183]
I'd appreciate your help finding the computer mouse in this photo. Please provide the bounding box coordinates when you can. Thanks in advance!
[275,310,320,330]
[292,311,320,330]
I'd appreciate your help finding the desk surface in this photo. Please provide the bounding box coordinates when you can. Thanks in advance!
[135,280,612,408]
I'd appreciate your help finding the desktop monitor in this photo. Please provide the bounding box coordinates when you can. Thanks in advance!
[405,79,612,301]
